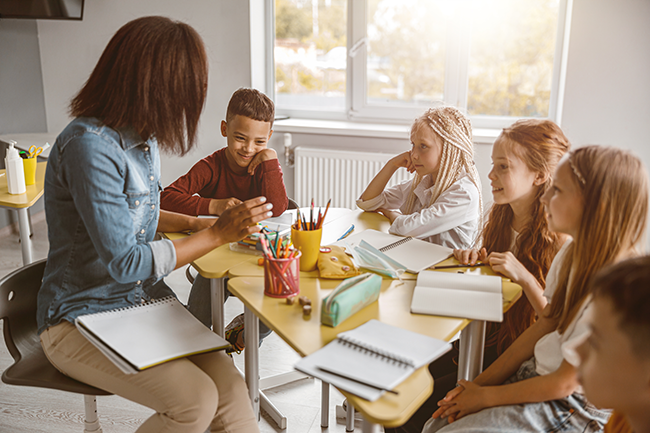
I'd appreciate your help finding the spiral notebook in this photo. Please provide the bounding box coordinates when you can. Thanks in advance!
[334,229,453,273]
[75,297,230,375]
[294,320,451,401]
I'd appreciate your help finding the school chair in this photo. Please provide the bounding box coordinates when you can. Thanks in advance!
[0,259,112,433]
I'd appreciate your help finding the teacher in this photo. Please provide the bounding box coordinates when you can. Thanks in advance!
[36,16,267,433]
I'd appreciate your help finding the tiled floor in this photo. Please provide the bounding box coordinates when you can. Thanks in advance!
[0,215,369,432]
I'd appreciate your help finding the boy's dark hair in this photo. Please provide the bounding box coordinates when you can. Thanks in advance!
[70,16,208,156]
[591,255,650,358]
[226,88,275,127]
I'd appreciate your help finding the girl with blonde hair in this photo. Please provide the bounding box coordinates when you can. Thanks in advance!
[358,106,482,249]
[424,146,648,433]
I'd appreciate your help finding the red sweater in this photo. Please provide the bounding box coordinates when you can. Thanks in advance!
[160,148,288,217]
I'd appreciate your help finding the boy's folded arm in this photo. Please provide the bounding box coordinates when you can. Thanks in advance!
[256,158,289,216]
[160,157,220,216]
[161,187,212,216]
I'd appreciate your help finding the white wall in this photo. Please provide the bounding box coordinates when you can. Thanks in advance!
[36,0,252,186]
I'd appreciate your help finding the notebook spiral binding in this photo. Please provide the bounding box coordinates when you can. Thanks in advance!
[337,335,415,368]
[379,236,413,252]
[81,296,177,319]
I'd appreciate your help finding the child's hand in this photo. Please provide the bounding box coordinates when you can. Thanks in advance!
[389,151,416,173]
[485,251,531,285]
[432,380,490,423]
[377,208,401,223]
[248,148,278,175]
[209,197,243,216]
[453,248,487,265]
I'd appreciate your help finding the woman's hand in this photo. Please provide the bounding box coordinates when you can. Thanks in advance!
[453,248,487,265]
[248,148,278,175]
[209,197,272,244]
[209,197,243,216]
[485,251,532,285]
[432,380,491,423]
[389,151,416,173]
[189,216,217,233]
[377,208,401,223]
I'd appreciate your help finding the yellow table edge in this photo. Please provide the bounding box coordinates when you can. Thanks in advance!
[0,161,46,208]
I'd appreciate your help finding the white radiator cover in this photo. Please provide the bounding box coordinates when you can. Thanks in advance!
[294,147,413,210]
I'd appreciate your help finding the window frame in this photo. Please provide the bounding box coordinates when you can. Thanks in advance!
[266,0,573,128]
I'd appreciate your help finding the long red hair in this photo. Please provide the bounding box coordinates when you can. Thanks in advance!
[482,119,570,353]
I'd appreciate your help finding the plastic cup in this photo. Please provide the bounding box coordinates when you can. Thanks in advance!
[263,251,301,298]
[291,227,322,271]
[23,157,36,186]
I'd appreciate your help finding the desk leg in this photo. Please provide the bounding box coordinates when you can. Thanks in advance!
[244,307,260,418]
[210,278,225,337]
[321,381,330,428]
[17,208,33,265]
[457,320,486,382]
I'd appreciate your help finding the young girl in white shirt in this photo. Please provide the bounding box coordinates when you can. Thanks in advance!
[423,146,649,433]
[357,106,482,249]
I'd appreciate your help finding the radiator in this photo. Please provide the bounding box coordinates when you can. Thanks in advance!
[294,147,413,210]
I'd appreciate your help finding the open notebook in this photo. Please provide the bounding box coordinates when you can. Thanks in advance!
[334,229,452,273]
[75,297,230,374]
[294,320,451,401]
[410,271,504,322]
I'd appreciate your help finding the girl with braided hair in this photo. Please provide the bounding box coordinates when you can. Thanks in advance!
[358,106,482,249]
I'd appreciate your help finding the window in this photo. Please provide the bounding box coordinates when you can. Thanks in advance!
[270,0,571,127]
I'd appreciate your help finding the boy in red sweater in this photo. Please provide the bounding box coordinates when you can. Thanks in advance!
[575,256,650,433]
[161,88,288,351]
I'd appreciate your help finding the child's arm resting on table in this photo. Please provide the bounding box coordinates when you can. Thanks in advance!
[434,360,579,422]
[160,157,219,216]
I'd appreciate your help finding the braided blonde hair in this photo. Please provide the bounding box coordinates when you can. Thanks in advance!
[404,107,483,232]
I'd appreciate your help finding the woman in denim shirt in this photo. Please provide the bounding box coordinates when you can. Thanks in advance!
[37,17,270,433]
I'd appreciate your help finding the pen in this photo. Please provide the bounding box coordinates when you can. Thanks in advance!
[317,366,399,395]
[336,224,355,241]
[432,263,488,270]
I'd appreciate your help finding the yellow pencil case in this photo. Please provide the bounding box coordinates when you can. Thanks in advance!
[317,245,360,279]
[320,273,382,327]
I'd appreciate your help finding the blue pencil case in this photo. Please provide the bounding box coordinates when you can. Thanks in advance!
[320,273,382,327]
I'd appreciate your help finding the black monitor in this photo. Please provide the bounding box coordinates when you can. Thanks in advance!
[0,0,84,20]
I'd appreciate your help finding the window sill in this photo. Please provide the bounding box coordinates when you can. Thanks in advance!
[273,118,500,145]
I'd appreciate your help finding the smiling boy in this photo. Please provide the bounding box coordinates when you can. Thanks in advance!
[161,87,288,217]
[160,88,287,351]
[576,256,650,433]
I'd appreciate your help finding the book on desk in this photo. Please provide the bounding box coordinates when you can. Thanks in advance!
[410,271,504,322]
[75,296,230,375]
[294,320,451,401]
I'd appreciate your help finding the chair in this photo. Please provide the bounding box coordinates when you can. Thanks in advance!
[0,259,111,432]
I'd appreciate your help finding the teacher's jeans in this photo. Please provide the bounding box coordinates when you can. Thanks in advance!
[40,321,259,433]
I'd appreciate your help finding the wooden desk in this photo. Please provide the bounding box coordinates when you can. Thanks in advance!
[228,262,521,430]
[0,161,47,264]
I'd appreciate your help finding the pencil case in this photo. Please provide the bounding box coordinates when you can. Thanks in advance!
[321,273,382,327]
[317,245,360,279]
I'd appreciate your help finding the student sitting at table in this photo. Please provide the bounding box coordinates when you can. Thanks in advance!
[160,87,288,352]
[423,146,649,433]
[386,119,570,433]
[575,256,650,433]
[357,106,482,250]
[37,16,271,433]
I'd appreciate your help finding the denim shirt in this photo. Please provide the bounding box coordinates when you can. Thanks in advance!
[37,117,177,334]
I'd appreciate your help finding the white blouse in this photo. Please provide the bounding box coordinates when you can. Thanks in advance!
[534,240,590,393]
[356,171,481,249]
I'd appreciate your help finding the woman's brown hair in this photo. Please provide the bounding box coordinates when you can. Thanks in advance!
[70,16,208,155]
[483,119,570,353]
[549,146,649,334]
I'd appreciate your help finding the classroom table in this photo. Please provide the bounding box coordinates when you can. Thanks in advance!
[228,260,522,431]
[0,161,47,265]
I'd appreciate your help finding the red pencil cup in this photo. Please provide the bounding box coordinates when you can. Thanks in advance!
[263,251,301,298]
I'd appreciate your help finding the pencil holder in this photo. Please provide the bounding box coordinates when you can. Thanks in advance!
[23,157,36,186]
[263,251,301,298]
[291,227,322,271]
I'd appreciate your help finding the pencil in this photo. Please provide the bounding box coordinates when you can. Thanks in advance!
[318,199,331,229]
[310,199,314,230]
[431,263,488,270]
